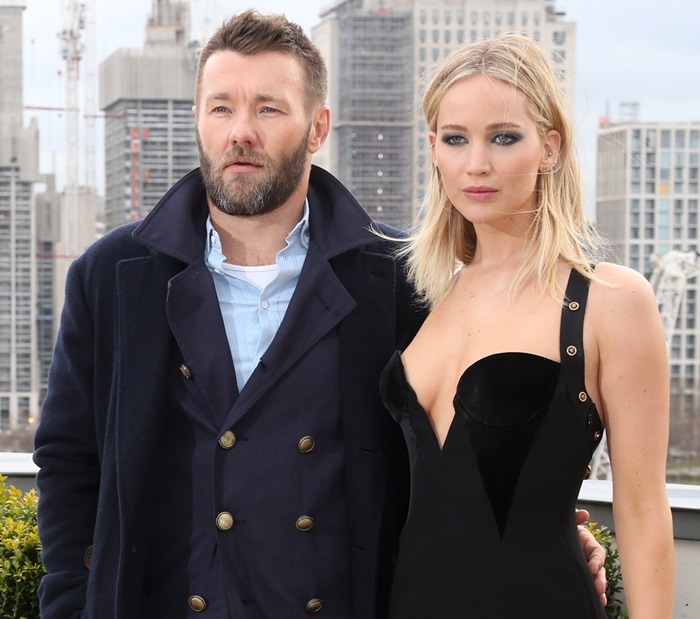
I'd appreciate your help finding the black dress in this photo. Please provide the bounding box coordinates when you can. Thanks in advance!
[380,269,607,618]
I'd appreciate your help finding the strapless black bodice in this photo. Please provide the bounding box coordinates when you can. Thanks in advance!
[380,270,606,618]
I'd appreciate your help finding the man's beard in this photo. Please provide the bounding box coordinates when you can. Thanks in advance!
[197,127,311,217]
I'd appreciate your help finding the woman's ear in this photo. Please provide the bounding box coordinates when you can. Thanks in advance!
[540,129,562,172]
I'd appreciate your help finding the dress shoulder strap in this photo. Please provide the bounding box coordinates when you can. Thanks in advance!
[559,268,605,459]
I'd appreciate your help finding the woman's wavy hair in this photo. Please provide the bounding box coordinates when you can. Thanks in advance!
[403,34,606,308]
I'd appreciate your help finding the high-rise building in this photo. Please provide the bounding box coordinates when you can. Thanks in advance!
[312,0,575,229]
[597,121,700,380]
[99,0,198,232]
[0,0,43,431]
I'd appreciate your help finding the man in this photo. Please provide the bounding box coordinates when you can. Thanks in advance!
[34,10,605,618]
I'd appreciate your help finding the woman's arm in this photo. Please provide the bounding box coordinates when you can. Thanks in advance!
[593,263,675,618]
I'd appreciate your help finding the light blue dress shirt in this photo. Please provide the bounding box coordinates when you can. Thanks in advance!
[205,201,310,390]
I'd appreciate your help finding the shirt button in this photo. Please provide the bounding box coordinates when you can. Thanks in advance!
[298,436,316,453]
[219,430,236,449]
[296,515,315,531]
[216,512,235,531]
[188,595,207,612]
[305,598,323,613]
[179,364,192,379]
[261,300,269,309]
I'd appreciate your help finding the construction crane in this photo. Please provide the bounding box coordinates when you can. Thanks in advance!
[58,0,86,259]
[589,249,700,480]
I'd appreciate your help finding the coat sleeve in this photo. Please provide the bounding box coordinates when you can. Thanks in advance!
[33,255,102,619]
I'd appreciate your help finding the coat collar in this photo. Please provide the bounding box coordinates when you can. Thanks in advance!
[132,165,380,263]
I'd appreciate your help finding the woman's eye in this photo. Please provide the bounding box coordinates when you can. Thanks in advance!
[443,134,466,146]
[493,132,520,146]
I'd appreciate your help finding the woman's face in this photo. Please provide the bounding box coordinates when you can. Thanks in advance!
[429,74,560,233]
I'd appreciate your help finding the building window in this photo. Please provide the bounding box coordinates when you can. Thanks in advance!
[661,130,671,148]
[675,130,686,149]
[690,130,699,149]
[553,31,566,45]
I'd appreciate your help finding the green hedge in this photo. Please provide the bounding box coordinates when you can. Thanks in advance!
[0,475,44,619]
[586,521,628,619]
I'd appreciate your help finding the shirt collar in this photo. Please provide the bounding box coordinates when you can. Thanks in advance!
[205,199,310,272]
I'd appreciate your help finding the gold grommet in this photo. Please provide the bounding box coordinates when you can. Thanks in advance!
[566,345,577,356]
[568,301,580,311]
[594,430,602,441]
[578,391,588,402]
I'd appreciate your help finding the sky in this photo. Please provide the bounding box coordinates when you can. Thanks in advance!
[20,0,700,215]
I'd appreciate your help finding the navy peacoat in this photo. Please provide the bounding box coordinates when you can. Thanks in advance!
[34,165,425,618]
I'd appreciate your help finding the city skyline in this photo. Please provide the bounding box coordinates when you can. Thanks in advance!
[20,0,700,213]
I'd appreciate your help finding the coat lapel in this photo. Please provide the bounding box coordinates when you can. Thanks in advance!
[226,240,356,425]
[166,256,239,426]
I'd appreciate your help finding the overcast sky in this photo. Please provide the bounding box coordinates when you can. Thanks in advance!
[21,0,700,214]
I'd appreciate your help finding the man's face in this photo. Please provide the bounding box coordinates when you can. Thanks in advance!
[194,50,319,217]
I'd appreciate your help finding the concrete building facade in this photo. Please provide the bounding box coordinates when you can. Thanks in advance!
[312,0,575,229]
[99,0,198,231]
[597,122,700,381]
[0,0,43,431]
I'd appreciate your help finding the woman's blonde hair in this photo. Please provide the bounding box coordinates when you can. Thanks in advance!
[404,34,606,308]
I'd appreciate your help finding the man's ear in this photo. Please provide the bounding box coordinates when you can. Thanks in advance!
[308,105,331,154]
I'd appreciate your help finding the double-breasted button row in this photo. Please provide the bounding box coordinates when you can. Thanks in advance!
[218,432,315,452]
[189,592,322,613]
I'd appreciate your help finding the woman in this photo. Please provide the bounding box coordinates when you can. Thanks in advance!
[380,34,674,618]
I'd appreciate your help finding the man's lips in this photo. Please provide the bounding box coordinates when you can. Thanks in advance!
[224,159,263,171]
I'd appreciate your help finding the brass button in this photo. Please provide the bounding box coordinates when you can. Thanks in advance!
[188,595,207,612]
[568,301,580,311]
[179,364,192,379]
[306,598,323,613]
[593,430,602,441]
[584,465,592,480]
[219,430,236,449]
[296,516,315,531]
[298,436,316,453]
[216,512,235,531]
[578,391,588,402]
[566,345,577,356]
